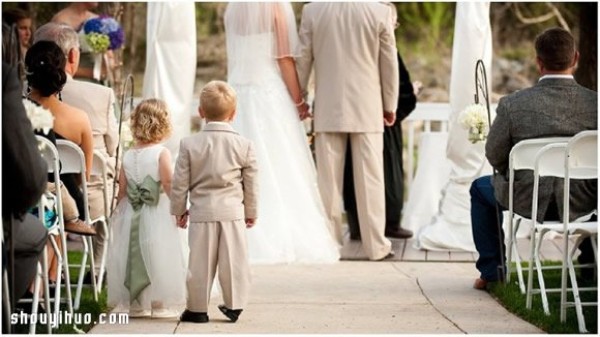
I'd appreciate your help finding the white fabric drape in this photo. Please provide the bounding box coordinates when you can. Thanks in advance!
[143,2,196,158]
[416,2,493,252]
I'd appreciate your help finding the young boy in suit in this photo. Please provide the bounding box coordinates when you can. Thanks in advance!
[171,80,258,323]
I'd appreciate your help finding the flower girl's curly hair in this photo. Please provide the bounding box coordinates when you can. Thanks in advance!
[130,98,172,144]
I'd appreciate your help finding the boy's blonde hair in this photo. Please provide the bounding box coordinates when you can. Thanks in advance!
[130,98,172,144]
[200,80,237,121]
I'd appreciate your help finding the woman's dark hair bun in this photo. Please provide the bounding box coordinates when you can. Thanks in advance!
[24,41,67,97]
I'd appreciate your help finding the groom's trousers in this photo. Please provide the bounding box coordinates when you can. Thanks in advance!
[186,220,250,312]
[315,132,392,260]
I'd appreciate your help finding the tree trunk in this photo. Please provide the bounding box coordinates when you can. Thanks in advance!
[574,2,597,91]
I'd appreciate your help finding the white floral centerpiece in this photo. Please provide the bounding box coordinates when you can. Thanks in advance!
[120,121,134,150]
[22,99,53,134]
[459,103,489,144]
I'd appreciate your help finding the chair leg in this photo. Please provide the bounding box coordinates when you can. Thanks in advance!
[59,227,74,316]
[535,230,550,315]
[560,232,569,323]
[526,228,537,309]
[73,238,89,310]
[29,263,42,334]
[87,236,98,301]
[2,268,11,334]
[97,221,109,292]
[73,235,99,310]
[41,249,53,334]
[567,246,587,333]
[512,219,526,293]
[506,217,515,283]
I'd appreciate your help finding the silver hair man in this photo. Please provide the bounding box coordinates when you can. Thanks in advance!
[33,22,80,57]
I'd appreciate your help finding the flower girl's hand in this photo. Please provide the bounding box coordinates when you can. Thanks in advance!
[245,218,256,228]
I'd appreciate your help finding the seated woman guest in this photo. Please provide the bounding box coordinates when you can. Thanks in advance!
[24,40,96,236]
[2,8,32,59]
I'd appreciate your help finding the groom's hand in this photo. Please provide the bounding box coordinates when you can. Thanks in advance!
[297,102,312,121]
[383,111,396,126]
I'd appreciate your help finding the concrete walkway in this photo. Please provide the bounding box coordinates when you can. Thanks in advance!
[90,261,542,334]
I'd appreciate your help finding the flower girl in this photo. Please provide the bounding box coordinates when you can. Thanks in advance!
[107,99,187,318]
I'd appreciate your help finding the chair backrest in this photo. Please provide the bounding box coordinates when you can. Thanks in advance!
[534,143,567,178]
[509,137,570,171]
[91,150,110,219]
[36,136,65,231]
[56,139,86,175]
[564,131,598,224]
[508,137,570,213]
[567,130,598,179]
[36,136,60,177]
[56,139,90,222]
[91,150,108,179]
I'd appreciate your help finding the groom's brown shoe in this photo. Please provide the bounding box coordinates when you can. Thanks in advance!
[473,278,488,290]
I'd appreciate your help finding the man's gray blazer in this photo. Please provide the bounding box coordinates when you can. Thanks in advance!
[485,77,597,221]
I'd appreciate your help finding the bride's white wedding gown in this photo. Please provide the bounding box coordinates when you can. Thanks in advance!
[224,3,340,264]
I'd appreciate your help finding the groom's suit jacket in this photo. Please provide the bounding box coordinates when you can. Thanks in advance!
[296,2,399,133]
[486,77,597,222]
[171,122,258,223]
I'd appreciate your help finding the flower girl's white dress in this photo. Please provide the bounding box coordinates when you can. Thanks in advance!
[107,144,187,314]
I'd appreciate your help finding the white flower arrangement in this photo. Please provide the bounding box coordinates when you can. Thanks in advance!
[459,103,489,144]
[22,99,54,134]
[120,121,134,150]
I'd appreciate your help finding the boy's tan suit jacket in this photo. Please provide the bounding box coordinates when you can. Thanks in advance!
[171,122,258,222]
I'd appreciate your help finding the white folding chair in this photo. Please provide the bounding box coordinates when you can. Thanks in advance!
[22,194,54,334]
[559,130,598,333]
[524,141,597,317]
[90,150,110,291]
[2,210,12,334]
[505,137,570,294]
[36,136,74,318]
[55,139,98,310]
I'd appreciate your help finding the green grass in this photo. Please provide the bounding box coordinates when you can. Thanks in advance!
[489,262,597,334]
[11,251,108,334]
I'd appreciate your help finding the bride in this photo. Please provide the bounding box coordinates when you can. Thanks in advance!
[224,2,340,264]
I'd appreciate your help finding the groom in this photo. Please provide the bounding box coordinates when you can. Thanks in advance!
[296,2,399,261]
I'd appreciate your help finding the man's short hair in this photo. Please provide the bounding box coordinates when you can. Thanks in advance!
[200,80,237,121]
[33,22,79,58]
[535,27,576,71]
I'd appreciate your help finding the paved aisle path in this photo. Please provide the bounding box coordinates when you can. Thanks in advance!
[90,261,541,334]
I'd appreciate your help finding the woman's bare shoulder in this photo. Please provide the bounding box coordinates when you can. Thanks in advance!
[60,102,92,126]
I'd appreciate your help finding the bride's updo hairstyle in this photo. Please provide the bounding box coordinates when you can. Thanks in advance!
[199,80,237,121]
[24,40,67,97]
[130,98,173,144]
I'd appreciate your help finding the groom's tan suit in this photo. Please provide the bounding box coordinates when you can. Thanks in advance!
[296,2,399,260]
[171,122,258,312]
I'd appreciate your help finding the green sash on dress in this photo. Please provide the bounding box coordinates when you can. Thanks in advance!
[124,175,161,303]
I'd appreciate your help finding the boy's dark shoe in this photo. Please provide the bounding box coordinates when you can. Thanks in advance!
[218,305,243,322]
[180,309,208,323]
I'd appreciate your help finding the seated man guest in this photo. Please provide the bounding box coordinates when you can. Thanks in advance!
[470,27,597,289]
